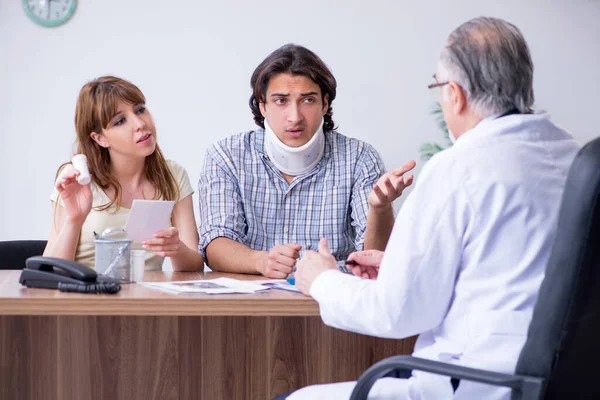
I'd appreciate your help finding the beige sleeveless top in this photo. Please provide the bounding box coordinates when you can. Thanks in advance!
[50,160,194,270]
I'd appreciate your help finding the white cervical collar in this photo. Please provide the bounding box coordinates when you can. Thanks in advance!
[264,118,325,176]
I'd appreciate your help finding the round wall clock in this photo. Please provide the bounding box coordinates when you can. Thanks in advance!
[23,0,77,28]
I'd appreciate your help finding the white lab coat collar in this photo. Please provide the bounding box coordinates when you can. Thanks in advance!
[453,111,551,150]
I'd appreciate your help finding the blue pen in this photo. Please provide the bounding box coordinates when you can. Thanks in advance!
[286,266,296,285]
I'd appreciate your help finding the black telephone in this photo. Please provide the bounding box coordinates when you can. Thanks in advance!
[19,256,121,294]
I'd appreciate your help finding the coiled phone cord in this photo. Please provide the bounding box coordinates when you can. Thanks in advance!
[57,282,121,294]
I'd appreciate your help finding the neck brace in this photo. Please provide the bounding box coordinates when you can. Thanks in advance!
[264,118,325,176]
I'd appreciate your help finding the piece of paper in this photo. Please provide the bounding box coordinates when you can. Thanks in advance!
[263,282,302,293]
[251,279,288,285]
[252,279,302,293]
[124,200,175,242]
[139,278,271,295]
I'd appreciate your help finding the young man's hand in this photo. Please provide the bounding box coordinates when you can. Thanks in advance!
[257,243,302,279]
[295,238,337,295]
[368,160,416,209]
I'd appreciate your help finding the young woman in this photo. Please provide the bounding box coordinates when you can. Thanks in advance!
[44,76,203,271]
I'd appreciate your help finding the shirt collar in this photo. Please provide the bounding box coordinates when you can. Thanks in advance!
[453,111,550,149]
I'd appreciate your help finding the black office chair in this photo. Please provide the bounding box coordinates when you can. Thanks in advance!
[350,137,600,400]
[0,240,48,270]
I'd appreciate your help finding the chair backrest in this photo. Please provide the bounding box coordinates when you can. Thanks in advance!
[0,240,48,270]
[514,137,600,399]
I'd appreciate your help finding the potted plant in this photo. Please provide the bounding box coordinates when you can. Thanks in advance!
[420,102,452,161]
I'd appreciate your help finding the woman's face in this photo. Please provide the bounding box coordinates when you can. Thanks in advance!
[91,100,156,159]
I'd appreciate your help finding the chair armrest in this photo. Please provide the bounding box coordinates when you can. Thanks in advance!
[349,356,544,400]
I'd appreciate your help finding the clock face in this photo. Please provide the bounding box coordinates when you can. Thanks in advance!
[23,0,77,28]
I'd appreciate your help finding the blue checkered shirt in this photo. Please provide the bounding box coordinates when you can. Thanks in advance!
[197,129,386,262]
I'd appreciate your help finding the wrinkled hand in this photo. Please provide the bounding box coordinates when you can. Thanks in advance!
[143,227,182,257]
[347,249,384,279]
[258,243,302,279]
[295,238,337,295]
[368,160,416,209]
[55,164,93,224]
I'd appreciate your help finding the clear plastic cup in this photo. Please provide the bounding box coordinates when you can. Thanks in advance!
[131,250,146,282]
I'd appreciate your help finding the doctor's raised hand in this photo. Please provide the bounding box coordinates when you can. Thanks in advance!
[295,238,337,295]
[368,160,416,208]
[54,164,93,224]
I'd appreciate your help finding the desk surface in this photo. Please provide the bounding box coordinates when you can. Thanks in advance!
[0,270,320,316]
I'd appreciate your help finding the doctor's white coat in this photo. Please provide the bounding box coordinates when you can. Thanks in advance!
[289,113,580,400]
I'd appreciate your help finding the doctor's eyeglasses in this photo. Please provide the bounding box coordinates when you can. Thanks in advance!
[428,74,449,90]
[428,74,449,100]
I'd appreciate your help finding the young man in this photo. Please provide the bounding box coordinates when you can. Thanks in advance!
[198,44,415,278]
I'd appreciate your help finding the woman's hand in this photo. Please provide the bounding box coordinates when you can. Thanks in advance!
[54,164,93,225]
[143,227,182,257]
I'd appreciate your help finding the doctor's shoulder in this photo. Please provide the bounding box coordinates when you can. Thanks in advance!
[417,147,465,186]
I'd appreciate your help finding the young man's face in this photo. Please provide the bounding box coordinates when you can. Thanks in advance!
[260,73,329,148]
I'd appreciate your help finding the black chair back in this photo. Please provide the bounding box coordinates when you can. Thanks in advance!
[515,137,600,399]
[0,240,48,270]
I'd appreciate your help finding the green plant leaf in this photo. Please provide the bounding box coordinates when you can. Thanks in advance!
[419,142,445,161]
[419,102,452,160]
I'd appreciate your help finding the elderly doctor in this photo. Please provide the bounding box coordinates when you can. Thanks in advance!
[286,17,580,400]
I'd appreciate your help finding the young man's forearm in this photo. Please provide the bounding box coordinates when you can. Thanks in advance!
[205,237,266,274]
[363,204,395,251]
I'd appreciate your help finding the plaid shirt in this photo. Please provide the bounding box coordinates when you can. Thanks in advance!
[197,129,385,262]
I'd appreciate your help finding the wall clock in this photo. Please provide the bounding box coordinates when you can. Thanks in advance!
[23,0,77,28]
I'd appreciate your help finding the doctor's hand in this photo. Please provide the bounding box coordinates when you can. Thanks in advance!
[295,238,337,296]
[257,243,302,279]
[347,250,384,279]
[143,227,182,257]
[54,164,93,225]
[368,160,416,209]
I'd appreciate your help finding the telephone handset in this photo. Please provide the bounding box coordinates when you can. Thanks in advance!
[19,256,121,294]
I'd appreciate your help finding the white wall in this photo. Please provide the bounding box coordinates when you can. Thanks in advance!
[2,0,600,244]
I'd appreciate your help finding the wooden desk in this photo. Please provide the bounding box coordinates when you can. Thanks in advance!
[0,270,415,400]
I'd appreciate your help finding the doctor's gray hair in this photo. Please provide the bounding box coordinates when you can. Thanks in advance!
[439,17,535,118]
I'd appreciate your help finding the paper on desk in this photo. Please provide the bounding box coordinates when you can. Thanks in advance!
[139,278,271,295]
[257,280,302,293]
[124,200,175,242]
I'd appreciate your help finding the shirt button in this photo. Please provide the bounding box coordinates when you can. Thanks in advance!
[284,227,289,233]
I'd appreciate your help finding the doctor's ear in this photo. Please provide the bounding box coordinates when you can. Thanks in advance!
[447,82,467,115]
[90,132,109,148]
